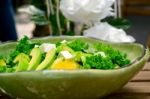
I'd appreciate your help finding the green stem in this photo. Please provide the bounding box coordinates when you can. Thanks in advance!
[46,0,50,18]
[46,0,52,35]
[56,0,62,35]
[66,20,70,32]
[49,0,54,15]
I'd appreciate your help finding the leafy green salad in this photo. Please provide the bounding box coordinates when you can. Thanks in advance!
[0,36,130,73]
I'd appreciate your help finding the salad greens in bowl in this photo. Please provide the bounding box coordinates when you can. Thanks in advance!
[0,36,149,99]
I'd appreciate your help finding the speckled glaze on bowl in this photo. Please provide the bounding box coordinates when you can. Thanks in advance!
[0,36,149,99]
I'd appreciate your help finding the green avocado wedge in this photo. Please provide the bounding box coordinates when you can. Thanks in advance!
[13,53,30,72]
[27,48,42,70]
[0,36,149,99]
[36,48,56,71]
[0,59,6,66]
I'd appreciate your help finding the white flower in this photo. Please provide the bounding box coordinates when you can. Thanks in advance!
[60,0,115,24]
[83,22,136,42]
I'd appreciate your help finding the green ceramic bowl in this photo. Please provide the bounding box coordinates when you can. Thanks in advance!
[0,36,149,99]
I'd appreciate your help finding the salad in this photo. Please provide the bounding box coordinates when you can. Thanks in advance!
[0,36,130,73]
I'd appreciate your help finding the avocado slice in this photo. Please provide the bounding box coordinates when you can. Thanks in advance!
[27,48,42,70]
[13,53,30,72]
[0,59,7,72]
[57,45,75,54]
[36,48,56,71]
[0,59,6,66]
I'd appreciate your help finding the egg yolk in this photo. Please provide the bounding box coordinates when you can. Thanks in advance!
[51,60,79,70]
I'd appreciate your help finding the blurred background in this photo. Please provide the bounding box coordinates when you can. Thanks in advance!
[122,0,150,47]
[0,0,150,47]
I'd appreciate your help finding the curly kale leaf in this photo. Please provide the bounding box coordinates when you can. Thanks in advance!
[93,43,131,67]
[0,66,6,72]
[0,66,15,73]
[108,50,130,67]
[15,36,35,55]
[7,36,35,66]
[67,40,88,51]
[82,55,115,69]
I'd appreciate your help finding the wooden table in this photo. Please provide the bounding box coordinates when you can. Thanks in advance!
[0,63,150,99]
[105,62,150,99]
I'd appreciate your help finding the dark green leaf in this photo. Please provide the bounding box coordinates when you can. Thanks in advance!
[103,17,131,30]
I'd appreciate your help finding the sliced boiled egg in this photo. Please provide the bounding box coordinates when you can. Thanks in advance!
[60,51,74,59]
[40,43,56,52]
[97,51,106,57]
[61,40,67,44]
